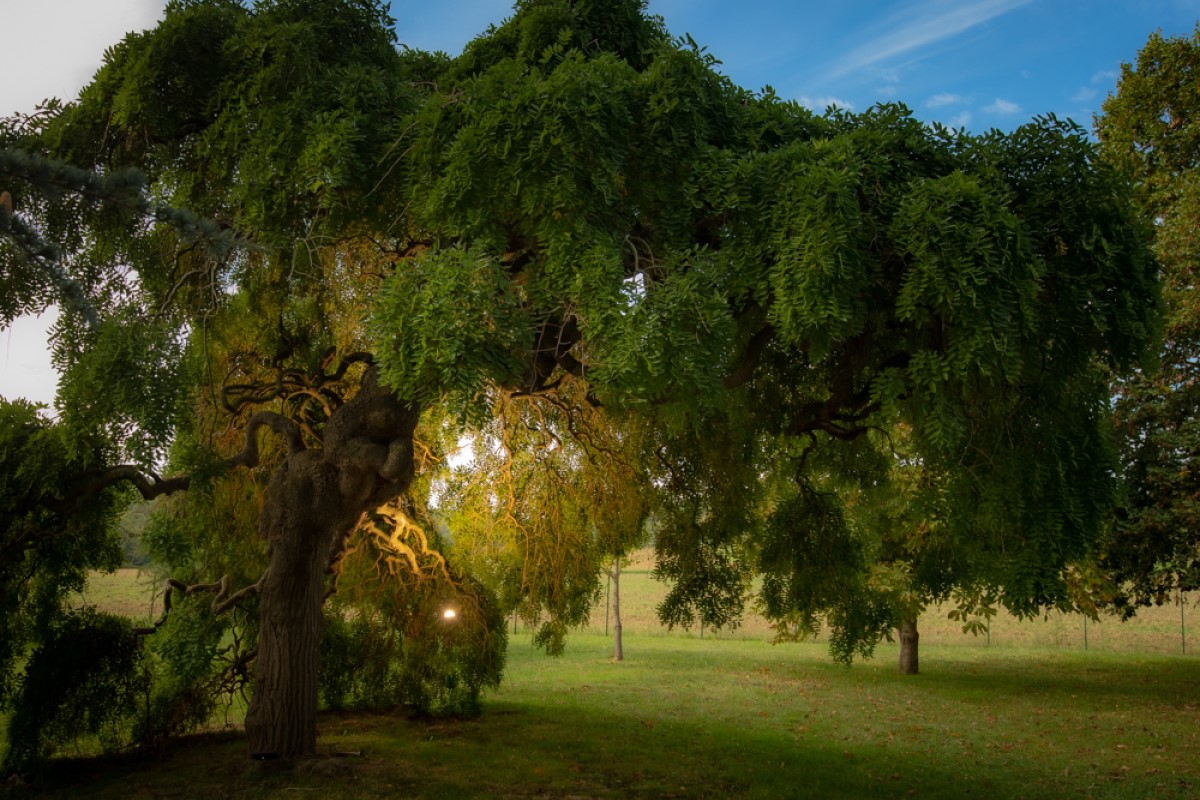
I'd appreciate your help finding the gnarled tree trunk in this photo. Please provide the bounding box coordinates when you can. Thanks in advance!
[244,369,419,759]
[898,617,919,675]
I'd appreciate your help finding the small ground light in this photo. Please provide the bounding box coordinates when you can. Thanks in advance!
[442,608,457,621]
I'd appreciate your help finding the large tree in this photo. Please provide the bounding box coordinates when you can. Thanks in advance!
[2,0,1157,760]
[367,4,1157,669]
[1096,25,1200,611]
[2,0,439,760]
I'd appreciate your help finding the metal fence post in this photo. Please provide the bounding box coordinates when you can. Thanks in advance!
[1182,589,1187,656]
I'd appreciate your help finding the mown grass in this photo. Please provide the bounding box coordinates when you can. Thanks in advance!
[9,636,1199,799]
[6,564,1195,799]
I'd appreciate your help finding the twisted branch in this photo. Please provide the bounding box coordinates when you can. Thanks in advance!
[133,571,266,635]
[56,411,305,515]
[221,352,374,416]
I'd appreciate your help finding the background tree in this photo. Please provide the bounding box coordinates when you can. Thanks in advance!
[0,95,243,769]
[0,401,130,723]
[1096,25,1200,611]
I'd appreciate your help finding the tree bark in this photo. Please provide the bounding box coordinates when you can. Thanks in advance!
[898,617,919,675]
[611,556,623,662]
[243,368,418,759]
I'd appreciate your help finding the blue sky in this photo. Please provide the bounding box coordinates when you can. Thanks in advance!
[2,0,1198,405]
[389,0,1200,132]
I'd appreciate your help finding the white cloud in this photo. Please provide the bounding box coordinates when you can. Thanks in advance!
[829,0,1033,78]
[950,111,973,128]
[926,92,964,108]
[1070,86,1098,103]
[799,95,855,112]
[1,0,167,115]
[1092,69,1119,84]
[984,97,1021,114]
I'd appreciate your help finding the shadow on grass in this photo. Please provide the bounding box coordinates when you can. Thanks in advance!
[908,648,1200,709]
[8,707,1042,800]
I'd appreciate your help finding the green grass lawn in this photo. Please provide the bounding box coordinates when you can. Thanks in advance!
[5,564,1196,798]
[11,634,1199,799]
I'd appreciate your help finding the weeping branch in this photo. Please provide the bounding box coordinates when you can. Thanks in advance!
[1,148,243,327]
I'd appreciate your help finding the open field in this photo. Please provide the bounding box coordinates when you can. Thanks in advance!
[582,561,1200,657]
[4,565,1193,798]
[85,560,1200,656]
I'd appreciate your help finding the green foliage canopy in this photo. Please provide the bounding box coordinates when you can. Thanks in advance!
[368,0,1158,655]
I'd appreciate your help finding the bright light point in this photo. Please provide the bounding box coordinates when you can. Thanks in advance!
[442,609,457,620]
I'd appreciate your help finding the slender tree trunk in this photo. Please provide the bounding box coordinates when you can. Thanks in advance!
[243,369,418,759]
[898,617,919,675]
[611,556,623,662]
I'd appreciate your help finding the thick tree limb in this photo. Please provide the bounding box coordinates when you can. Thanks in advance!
[229,410,306,467]
[66,466,193,505]
[55,411,306,515]
[524,315,584,392]
[723,324,775,389]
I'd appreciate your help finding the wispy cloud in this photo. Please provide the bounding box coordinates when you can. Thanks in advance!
[830,0,1033,78]
[950,111,973,128]
[1091,69,1119,84]
[799,95,855,112]
[984,98,1021,114]
[1070,86,1098,103]
[925,92,964,108]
